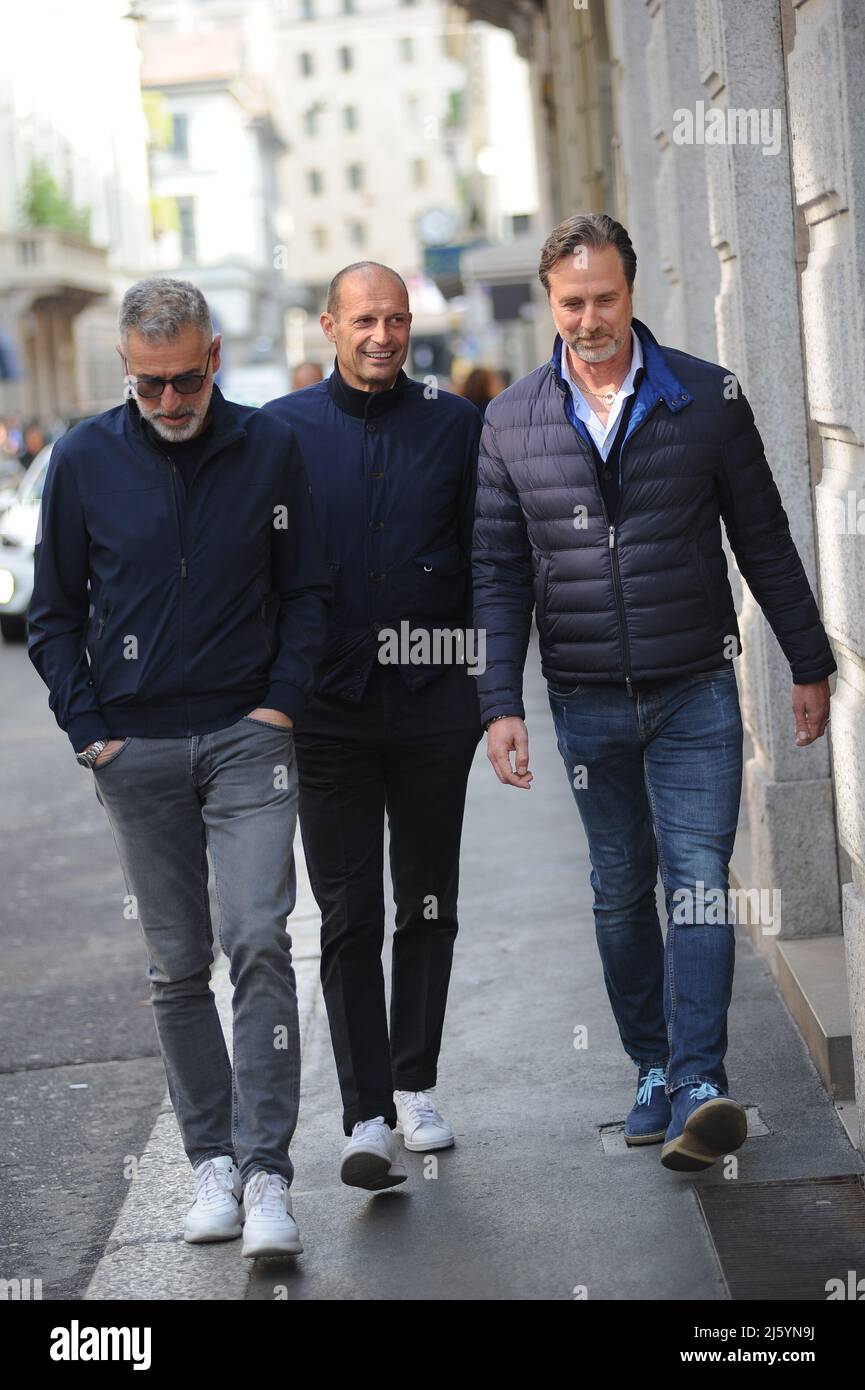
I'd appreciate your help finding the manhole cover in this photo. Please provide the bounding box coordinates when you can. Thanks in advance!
[697,1175,865,1300]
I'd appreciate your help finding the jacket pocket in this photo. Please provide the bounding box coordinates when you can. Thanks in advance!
[89,601,110,686]
[691,543,723,630]
[409,545,468,615]
[535,553,552,624]
[257,590,279,660]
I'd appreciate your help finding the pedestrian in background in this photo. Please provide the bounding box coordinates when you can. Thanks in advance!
[458,365,506,421]
[291,361,324,390]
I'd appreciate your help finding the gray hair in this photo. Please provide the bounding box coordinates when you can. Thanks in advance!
[538,214,637,292]
[119,277,212,344]
[326,261,409,318]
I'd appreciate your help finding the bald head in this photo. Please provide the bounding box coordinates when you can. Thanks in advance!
[326,261,409,319]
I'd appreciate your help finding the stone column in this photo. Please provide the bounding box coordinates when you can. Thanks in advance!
[694,0,841,948]
[605,0,667,330]
[787,0,865,1143]
[642,0,719,356]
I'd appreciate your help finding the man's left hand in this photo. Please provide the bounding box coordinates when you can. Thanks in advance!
[792,679,831,746]
[247,706,294,728]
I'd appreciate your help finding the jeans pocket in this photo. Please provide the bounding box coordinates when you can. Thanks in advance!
[547,673,583,698]
[687,666,735,681]
[92,737,133,770]
[242,714,294,732]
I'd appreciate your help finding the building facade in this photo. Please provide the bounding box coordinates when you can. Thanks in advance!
[0,0,153,420]
[138,0,292,403]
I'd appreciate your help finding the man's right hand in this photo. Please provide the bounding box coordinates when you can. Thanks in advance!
[486,717,533,789]
[91,739,125,767]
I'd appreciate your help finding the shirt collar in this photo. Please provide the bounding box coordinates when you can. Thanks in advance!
[560,326,643,410]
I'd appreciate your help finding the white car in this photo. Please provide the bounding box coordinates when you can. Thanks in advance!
[0,443,52,642]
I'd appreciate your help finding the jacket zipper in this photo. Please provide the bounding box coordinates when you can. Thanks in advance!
[128,410,246,733]
[165,459,189,728]
[557,378,659,698]
[92,602,109,684]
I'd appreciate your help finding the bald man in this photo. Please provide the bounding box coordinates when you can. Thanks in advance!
[265,263,482,1191]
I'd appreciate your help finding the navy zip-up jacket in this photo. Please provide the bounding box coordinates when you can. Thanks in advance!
[471,317,837,726]
[263,360,482,705]
[28,384,333,752]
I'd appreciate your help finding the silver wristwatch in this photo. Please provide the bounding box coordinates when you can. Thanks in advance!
[77,738,110,769]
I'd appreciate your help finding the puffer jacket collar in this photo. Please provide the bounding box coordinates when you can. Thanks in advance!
[549,315,693,423]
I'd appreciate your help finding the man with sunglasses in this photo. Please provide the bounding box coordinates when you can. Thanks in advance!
[28,277,332,1256]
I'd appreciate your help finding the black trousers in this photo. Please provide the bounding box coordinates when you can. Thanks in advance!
[294,660,482,1134]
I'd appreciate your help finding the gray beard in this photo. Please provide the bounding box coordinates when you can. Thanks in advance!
[567,332,625,365]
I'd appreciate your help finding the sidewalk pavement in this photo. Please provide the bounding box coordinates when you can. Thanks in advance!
[85,641,862,1300]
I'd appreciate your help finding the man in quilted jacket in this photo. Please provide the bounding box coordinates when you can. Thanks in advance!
[471,213,835,1172]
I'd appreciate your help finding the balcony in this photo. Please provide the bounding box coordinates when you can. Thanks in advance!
[0,228,110,308]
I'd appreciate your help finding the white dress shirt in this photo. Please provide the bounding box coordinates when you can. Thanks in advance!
[560,327,644,460]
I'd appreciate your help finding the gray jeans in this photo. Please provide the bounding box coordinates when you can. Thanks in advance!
[92,713,300,1186]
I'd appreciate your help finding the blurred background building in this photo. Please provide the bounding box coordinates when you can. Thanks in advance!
[0,0,152,422]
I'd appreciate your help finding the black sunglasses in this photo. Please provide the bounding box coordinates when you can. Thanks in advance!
[125,342,214,399]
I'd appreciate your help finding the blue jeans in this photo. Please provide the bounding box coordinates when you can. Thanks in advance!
[91,713,300,1185]
[547,667,743,1097]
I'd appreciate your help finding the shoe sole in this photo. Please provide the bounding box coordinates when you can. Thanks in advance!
[184,1224,243,1243]
[395,1122,455,1153]
[661,1098,748,1171]
[623,1129,667,1147]
[340,1149,407,1191]
[242,1236,303,1258]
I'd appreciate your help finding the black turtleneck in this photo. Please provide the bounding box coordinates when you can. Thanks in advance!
[326,356,410,420]
[142,412,213,494]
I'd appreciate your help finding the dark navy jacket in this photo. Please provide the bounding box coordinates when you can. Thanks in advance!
[263,360,482,712]
[471,317,837,726]
[28,384,333,752]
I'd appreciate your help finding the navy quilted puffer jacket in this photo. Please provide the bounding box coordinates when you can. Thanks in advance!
[471,316,836,725]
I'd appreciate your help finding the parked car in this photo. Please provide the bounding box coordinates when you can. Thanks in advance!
[0,443,52,641]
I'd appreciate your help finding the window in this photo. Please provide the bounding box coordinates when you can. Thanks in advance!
[338,46,353,71]
[347,220,366,247]
[170,113,188,158]
[346,162,363,191]
[307,169,323,194]
[343,105,358,131]
[299,51,313,76]
[405,94,418,124]
[399,36,414,61]
[342,0,356,11]
[175,197,197,261]
[312,225,328,251]
[303,107,319,136]
[410,156,426,188]
[299,0,314,18]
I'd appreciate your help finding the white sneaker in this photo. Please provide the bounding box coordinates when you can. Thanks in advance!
[241,1171,303,1258]
[339,1116,408,1191]
[394,1089,455,1151]
[184,1155,243,1243]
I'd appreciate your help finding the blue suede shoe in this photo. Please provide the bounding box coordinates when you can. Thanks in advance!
[623,1065,671,1146]
[660,1081,747,1171]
